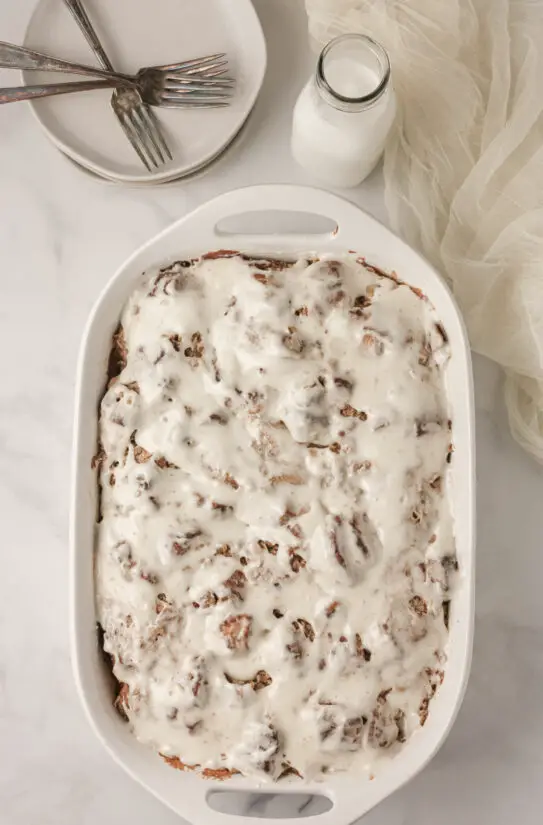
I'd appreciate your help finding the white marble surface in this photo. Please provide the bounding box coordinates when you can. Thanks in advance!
[1,2,543,824]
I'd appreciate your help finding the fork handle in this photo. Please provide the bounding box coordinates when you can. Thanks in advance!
[0,78,117,104]
[62,0,114,72]
[0,41,133,83]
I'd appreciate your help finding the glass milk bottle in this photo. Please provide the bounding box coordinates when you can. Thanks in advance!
[291,34,396,188]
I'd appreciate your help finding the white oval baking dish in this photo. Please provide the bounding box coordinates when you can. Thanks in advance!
[70,184,475,825]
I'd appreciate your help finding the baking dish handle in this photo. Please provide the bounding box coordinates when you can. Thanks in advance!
[182,786,366,825]
[182,183,368,245]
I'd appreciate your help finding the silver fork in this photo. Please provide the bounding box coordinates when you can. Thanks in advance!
[62,0,171,171]
[0,41,233,89]
[0,42,235,108]
[136,68,233,108]
[0,76,235,109]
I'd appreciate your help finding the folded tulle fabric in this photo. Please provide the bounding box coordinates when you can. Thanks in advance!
[305,0,543,463]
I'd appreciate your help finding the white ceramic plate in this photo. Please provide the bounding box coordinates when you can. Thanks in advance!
[71,185,475,825]
[23,0,266,184]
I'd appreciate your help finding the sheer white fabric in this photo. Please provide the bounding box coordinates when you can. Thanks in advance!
[305,0,543,463]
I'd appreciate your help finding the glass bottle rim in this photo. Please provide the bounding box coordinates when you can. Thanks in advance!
[316,33,391,112]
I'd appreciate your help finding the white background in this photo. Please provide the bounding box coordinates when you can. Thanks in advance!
[1,2,542,824]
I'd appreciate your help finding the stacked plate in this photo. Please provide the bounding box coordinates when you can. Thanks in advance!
[23,0,267,184]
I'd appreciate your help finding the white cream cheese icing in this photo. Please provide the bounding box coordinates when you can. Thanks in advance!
[94,253,456,782]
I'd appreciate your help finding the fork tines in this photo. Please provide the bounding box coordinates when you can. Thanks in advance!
[151,53,228,72]
[165,75,235,87]
[158,97,231,109]
[159,55,234,106]
[163,79,234,99]
[114,101,172,170]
